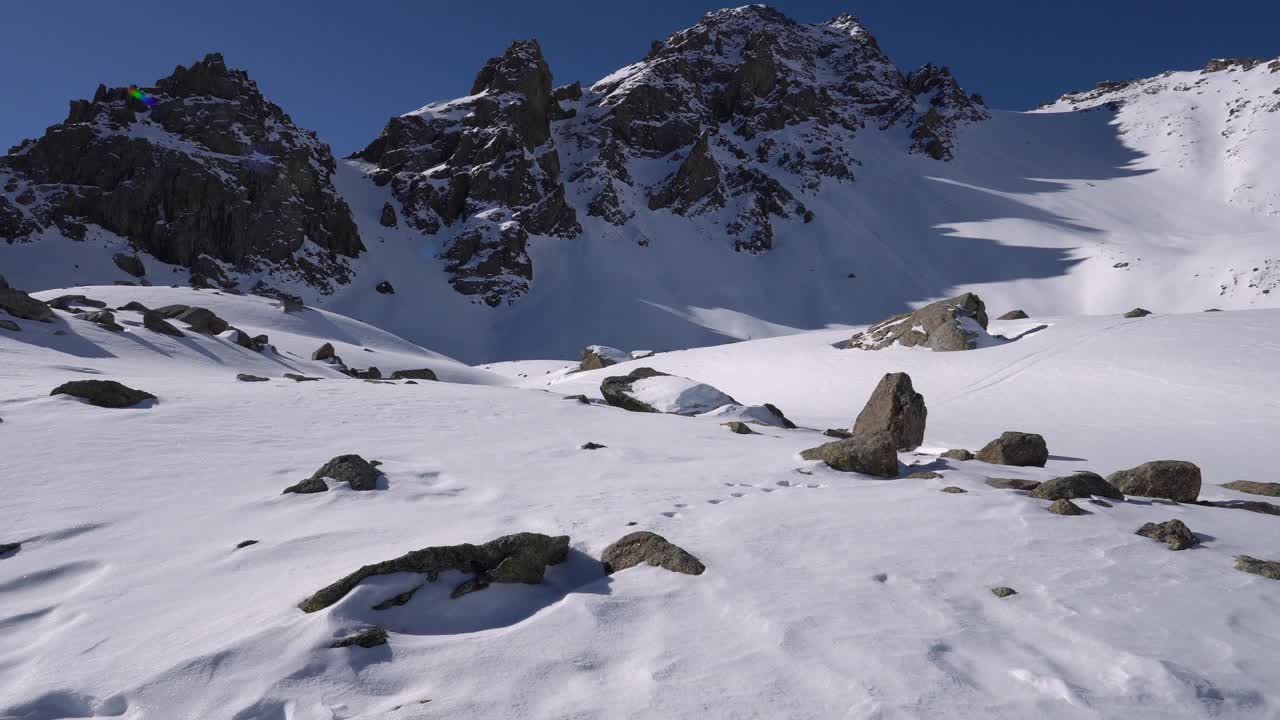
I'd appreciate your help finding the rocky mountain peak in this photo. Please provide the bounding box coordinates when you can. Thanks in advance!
[1,52,360,293]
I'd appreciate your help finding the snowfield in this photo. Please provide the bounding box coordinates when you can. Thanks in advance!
[2,287,1279,719]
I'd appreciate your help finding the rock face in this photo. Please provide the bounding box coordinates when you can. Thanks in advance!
[1107,461,1201,503]
[1235,556,1280,580]
[800,431,898,477]
[348,6,985,306]
[852,372,927,450]
[1136,520,1199,551]
[353,40,576,307]
[0,53,362,291]
[50,379,155,408]
[601,531,705,575]
[848,293,993,351]
[1221,480,1280,497]
[298,532,571,612]
[1029,472,1124,501]
[976,432,1048,467]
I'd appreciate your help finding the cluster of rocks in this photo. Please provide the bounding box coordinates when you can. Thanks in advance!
[302,530,703,651]
[308,341,437,381]
[801,372,929,477]
[0,53,362,292]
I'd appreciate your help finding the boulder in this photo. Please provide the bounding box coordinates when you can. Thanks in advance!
[984,477,1041,491]
[311,454,380,491]
[48,294,107,311]
[174,307,228,334]
[222,328,256,349]
[142,310,184,337]
[722,421,756,435]
[236,374,269,382]
[601,531,705,575]
[50,379,155,408]
[579,345,629,371]
[941,486,967,494]
[375,280,395,295]
[1123,308,1152,318]
[997,310,1029,320]
[379,202,398,227]
[990,586,1016,598]
[330,626,388,649]
[1136,520,1199,551]
[800,431,898,477]
[580,442,607,450]
[941,448,973,461]
[848,293,993,352]
[389,368,437,381]
[1106,461,1201,503]
[600,367,737,415]
[235,540,259,549]
[0,319,18,332]
[1047,498,1085,515]
[79,310,123,331]
[282,477,328,494]
[0,287,55,322]
[976,432,1048,467]
[298,532,571,612]
[1221,481,1280,497]
[852,372,927,450]
[118,301,150,313]
[312,343,336,361]
[112,253,146,277]
[1235,556,1280,580]
[1029,472,1124,501]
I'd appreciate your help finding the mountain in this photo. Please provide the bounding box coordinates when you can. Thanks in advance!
[3,7,1280,363]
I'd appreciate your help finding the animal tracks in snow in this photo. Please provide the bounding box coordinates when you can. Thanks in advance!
[660,478,823,519]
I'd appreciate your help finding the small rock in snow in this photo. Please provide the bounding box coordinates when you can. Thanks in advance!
[907,471,942,479]
[976,431,1048,467]
[722,421,757,435]
[1030,472,1123,501]
[581,442,607,450]
[1136,520,1199,550]
[941,486,967,494]
[984,477,1041,491]
[1235,556,1280,580]
[601,531,705,576]
[50,380,155,408]
[997,310,1029,320]
[236,374,269,382]
[235,540,259,550]
[800,431,899,477]
[1221,480,1280,497]
[1047,498,1086,515]
[990,586,1017,598]
[1107,461,1201,503]
[1123,307,1152,318]
[330,626,388,649]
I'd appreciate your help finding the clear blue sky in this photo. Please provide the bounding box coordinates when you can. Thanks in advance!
[4,1,1277,156]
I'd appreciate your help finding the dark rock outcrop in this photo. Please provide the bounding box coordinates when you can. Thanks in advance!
[173,307,228,335]
[0,319,19,332]
[142,310,184,336]
[848,293,993,351]
[601,531,705,575]
[389,368,437,381]
[112,253,146,278]
[1221,480,1280,497]
[976,432,1048,467]
[1106,461,1201,503]
[79,310,123,332]
[312,343,336,361]
[375,280,395,295]
[1235,556,1280,580]
[600,367,667,413]
[311,454,381,491]
[1123,308,1152,318]
[0,54,362,290]
[800,431,898,477]
[50,379,155,408]
[1029,472,1124,501]
[282,477,328,494]
[330,626,388,649]
[1136,520,1199,551]
[852,372,926,450]
[298,532,571,612]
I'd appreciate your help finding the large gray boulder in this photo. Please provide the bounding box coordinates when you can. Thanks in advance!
[0,287,55,322]
[298,532,571,612]
[50,380,156,408]
[601,531,705,575]
[1029,472,1124,501]
[976,432,1048,467]
[848,293,993,352]
[853,372,927,450]
[1107,461,1201,503]
[800,431,898,477]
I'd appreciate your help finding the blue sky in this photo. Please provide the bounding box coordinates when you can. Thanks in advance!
[4,1,1277,155]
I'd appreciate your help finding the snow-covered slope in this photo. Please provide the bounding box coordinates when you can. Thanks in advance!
[3,300,1279,718]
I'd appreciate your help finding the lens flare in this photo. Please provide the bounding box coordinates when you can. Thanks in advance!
[128,85,159,107]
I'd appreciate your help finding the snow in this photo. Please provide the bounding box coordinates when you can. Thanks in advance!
[3,293,1279,718]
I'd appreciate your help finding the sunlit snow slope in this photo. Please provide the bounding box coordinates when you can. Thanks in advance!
[2,297,1279,719]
